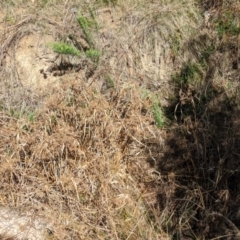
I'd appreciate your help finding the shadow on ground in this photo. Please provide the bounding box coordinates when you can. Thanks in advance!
[144,1,240,237]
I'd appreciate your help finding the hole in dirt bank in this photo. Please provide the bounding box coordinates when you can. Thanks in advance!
[0,20,90,114]
[3,32,94,93]
[0,31,61,114]
[8,33,60,90]
[0,17,88,94]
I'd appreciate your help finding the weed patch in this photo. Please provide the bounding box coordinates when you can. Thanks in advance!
[85,49,101,63]
[50,42,80,56]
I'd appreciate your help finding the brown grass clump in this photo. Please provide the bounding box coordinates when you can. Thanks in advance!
[0,77,168,239]
[0,2,170,239]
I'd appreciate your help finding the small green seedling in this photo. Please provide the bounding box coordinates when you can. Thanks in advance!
[50,42,80,56]
[77,15,95,47]
[152,103,165,128]
[85,49,101,63]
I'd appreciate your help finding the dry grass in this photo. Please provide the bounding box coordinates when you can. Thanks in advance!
[0,0,240,239]
[0,77,168,239]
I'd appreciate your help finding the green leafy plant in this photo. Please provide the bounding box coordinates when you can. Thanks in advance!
[104,74,115,88]
[152,103,165,128]
[172,62,202,85]
[50,42,80,56]
[141,89,165,128]
[88,7,99,30]
[200,44,215,61]
[49,12,101,71]
[40,0,48,7]
[27,112,35,123]
[4,12,16,25]
[214,11,240,37]
[77,15,95,47]
[85,49,101,63]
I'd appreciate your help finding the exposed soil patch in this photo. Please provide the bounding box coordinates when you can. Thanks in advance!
[0,207,53,240]
[14,33,57,90]
[0,13,95,94]
[14,33,89,88]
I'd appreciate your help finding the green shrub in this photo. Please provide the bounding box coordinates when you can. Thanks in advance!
[214,11,240,37]
[85,49,101,63]
[104,74,115,88]
[50,42,80,56]
[141,89,165,128]
[77,15,95,46]
[152,103,165,128]
[172,63,202,85]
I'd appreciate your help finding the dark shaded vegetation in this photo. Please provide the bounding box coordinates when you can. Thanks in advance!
[145,0,240,238]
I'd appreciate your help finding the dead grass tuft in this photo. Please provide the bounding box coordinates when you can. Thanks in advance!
[0,77,168,239]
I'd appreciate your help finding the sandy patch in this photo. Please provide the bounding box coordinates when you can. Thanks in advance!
[14,33,59,91]
[0,207,53,240]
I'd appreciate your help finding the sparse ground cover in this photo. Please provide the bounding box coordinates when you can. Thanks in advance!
[0,0,240,239]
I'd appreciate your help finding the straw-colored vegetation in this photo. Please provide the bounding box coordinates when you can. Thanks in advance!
[0,0,240,239]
